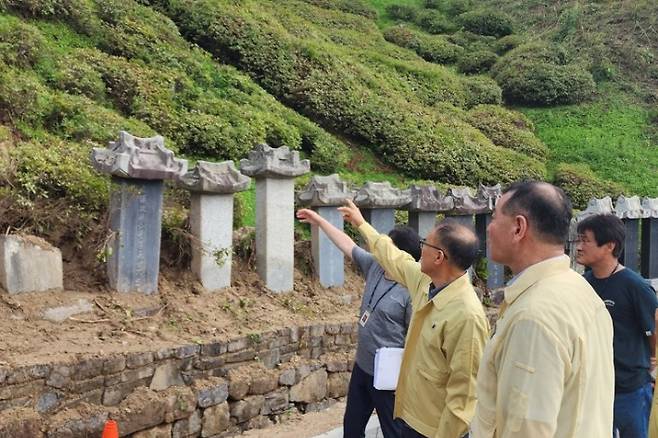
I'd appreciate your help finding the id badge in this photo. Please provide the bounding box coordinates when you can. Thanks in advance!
[359,309,371,327]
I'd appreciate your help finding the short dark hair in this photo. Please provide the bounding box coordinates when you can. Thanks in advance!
[576,214,625,257]
[502,181,572,245]
[435,221,480,270]
[389,226,421,261]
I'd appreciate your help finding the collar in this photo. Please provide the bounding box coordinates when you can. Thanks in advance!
[430,272,472,308]
[504,255,571,306]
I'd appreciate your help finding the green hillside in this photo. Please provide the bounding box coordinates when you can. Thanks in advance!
[0,0,655,267]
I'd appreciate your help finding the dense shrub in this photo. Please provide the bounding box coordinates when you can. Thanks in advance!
[495,61,596,105]
[467,104,548,160]
[415,9,456,34]
[384,25,463,64]
[0,17,47,67]
[457,49,497,74]
[458,10,515,37]
[150,0,543,185]
[493,34,525,55]
[492,42,596,105]
[448,30,496,52]
[554,163,624,209]
[462,75,502,107]
[301,0,377,19]
[386,4,418,21]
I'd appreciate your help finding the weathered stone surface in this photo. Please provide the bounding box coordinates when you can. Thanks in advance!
[0,235,63,294]
[46,405,108,438]
[91,131,187,180]
[240,144,310,179]
[406,185,454,212]
[0,380,44,401]
[126,352,154,369]
[195,377,229,408]
[446,187,492,214]
[227,369,250,401]
[229,395,265,423]
[179,160,250,194]
[327,372,350,398]
[131,424,172,438]
[113,389,168,435]
[201,342,227,357]
[43,299,93,323]
[261,388,289,415]
[289,369,327,403]
[174,345,200,359]
[150,361,185,391]
[278,368,296,386]
[297,174,355,207]
[102,377,151,406]
[310,206,345,288]
[7,364,50,385]
[172,410,202,438]
[321,353,350,372]
[103,355,127,375]
[0,408,43,437]
[643,198,658,218]
[353,182,411,209]
[577,196,614,221]
[249,368,278,395]
[302,398,336,413]
[476,184,502,211]
[164,387,197,422]
[37,390,62,413]
[244,415,271,430]
[201,401,230,437]
[615,195,647,219]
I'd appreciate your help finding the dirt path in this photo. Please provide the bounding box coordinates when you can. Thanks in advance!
[242,401,346,438]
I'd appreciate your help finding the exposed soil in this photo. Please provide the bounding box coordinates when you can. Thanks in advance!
[0,252,365,367]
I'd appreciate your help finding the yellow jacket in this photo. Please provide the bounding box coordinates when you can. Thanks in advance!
[650,336,658,438]
[471,255,614,438]
[359,223,489,438]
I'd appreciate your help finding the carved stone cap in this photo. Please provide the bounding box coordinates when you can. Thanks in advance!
[641,197,658,219]
[615,195,647,219]
[353,182,411,209]
[91,131,188,180]
[476,184,502,211]
[446,187,489,215]
[297,174,355,207]
[406,185,454,212]
[576,196,614,222]
[240,144,310,179]
[178,161,251,194]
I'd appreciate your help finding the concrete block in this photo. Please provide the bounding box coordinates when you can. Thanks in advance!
[0,235,62,294]
[312,207,344,288]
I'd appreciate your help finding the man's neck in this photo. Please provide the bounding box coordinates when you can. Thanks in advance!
[509,245,565,275]
[430,268,465,290]
[590,257,620,279]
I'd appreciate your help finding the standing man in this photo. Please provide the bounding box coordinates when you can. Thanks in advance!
[471,181,614,437]
[297,207,419,438]
[339,199,489,438]
[576,213,658,438]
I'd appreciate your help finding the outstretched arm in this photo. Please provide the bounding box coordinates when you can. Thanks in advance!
[296,208,356,259]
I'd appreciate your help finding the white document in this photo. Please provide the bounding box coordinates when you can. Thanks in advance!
[373,347,404,390]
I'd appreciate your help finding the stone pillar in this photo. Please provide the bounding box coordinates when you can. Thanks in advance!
[405,185,453,238]
[354,182,411,235]
[472,184,504,289]
[641,198,658,279]
[298,175,355,288]
[615,196,646,272]
[573,197,614,271]
[241,144,310,292]
[179,161,250,291]
[92,131,187,294]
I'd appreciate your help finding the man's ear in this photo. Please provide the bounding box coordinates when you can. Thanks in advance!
[513,215,528,242]
[604,241,616,255]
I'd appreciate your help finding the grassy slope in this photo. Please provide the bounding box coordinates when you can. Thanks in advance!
[371,0,658,197]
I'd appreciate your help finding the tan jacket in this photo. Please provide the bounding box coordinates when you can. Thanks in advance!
[359,223,489,438]
[471,255,614,438]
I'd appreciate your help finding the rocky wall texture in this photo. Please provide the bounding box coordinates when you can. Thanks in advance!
[0,322,357,437]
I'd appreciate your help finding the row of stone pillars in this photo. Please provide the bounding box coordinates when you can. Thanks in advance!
[574,196,658,278]
[91,132,658,295]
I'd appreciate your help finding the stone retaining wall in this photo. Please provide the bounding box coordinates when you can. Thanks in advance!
[0,322,358,437]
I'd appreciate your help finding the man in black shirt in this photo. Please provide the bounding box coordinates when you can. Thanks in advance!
[577,214,658,438]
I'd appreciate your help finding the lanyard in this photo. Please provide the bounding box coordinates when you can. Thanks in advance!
[366,272,397,312]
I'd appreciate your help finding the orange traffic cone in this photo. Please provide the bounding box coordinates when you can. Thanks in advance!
[101,419,119,438]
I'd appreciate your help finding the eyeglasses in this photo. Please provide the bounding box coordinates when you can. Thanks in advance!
[420,238,448,259]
